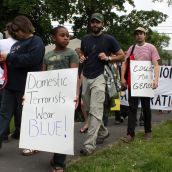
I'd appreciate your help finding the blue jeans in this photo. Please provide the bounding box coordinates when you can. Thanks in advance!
[0,89,23,140]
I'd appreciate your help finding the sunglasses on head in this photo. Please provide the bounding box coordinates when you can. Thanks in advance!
[11,25,20,33]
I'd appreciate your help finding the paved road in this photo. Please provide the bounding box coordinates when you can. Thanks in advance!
[0,110,172,172]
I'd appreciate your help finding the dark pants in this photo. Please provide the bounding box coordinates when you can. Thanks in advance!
[52,153,66,169]
[0,89,23,140]
[0,89,9,140]
[127,91,152,137]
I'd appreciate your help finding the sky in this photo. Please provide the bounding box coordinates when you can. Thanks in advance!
[124,0,172,50]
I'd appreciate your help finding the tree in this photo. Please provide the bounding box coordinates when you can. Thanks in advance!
[0,0,171,55]
[149,31,172,60]
[107,10,168,50]
[46,0,135,36]
[47,0,171,57]
[0,0,52,44]
[152,0,172,6]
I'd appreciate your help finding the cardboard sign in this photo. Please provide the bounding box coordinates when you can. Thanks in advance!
[130,60,154,97]
[19,68,78,155]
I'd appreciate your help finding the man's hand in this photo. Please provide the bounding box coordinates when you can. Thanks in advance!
[80,55,87,63]
[121,78,127,88]
[152,79,158,89]
[98,52,108,61]
[74,95,79,110]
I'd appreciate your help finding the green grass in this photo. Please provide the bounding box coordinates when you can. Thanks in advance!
[67,120,172,172]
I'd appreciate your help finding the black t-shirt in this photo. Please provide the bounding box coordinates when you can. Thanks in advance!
[81,33,121,79]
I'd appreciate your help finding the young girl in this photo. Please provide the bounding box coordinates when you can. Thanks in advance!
[43,26,79,172]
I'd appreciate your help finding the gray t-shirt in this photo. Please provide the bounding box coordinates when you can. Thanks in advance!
[44,48,79,70]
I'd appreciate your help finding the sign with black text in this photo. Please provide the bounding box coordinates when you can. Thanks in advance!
[120,66,172,110]
[19,68,78,155]
[130,60,154,97]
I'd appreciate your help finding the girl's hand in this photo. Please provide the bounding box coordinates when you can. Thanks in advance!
[74,95,79,109]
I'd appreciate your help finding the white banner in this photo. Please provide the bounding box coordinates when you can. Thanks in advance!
[130,60,154,97]
[121,66,172,110]
[19,68,78,155]
[151,66,172,110]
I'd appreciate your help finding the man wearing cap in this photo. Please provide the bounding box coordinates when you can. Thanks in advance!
[121,27,160,142]
[79,12,124,155]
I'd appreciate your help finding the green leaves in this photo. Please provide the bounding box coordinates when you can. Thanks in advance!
[1,0,52,44]
[0,0,171,55]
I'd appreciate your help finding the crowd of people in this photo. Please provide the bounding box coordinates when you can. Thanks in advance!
[0,12,161,172]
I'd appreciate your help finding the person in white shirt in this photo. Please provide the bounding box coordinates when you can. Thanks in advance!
[0,23,17,142]
[0,23,17,53]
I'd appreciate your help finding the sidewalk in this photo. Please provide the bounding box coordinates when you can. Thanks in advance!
[0,110,172,172]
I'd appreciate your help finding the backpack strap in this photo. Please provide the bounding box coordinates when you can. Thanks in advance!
[129,44,136,58]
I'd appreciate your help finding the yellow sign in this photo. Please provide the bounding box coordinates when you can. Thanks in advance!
[111,98,120,111]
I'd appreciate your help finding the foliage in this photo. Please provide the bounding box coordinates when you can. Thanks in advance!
[107,10,168,51]
[47,0,171,59]
[149,31,172,59]
[46,0,135,36]
[0,0,171,55]
[0,0,52,44]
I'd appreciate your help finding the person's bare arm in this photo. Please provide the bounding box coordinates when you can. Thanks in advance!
[98,49,125,62]
[71,63,80,109]
[152,60,159,89]
[121,61,128,88]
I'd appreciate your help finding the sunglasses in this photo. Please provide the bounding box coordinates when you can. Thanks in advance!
[11,25,20,33]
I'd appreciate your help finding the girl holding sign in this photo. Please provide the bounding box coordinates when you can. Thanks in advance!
[43,26,79,172]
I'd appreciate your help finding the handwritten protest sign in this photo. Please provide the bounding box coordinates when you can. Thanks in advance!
[130,60,154,97]
[19,68,78,155]
[120,66,172,110]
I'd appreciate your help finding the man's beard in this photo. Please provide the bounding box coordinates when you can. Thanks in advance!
[91,26,102,34]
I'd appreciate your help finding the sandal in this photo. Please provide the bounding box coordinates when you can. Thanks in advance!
[22,149,39,156]
[52,167,64,172]
[50,159,65,172]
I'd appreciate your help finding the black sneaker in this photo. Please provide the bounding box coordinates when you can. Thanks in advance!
[96,132,110,144]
